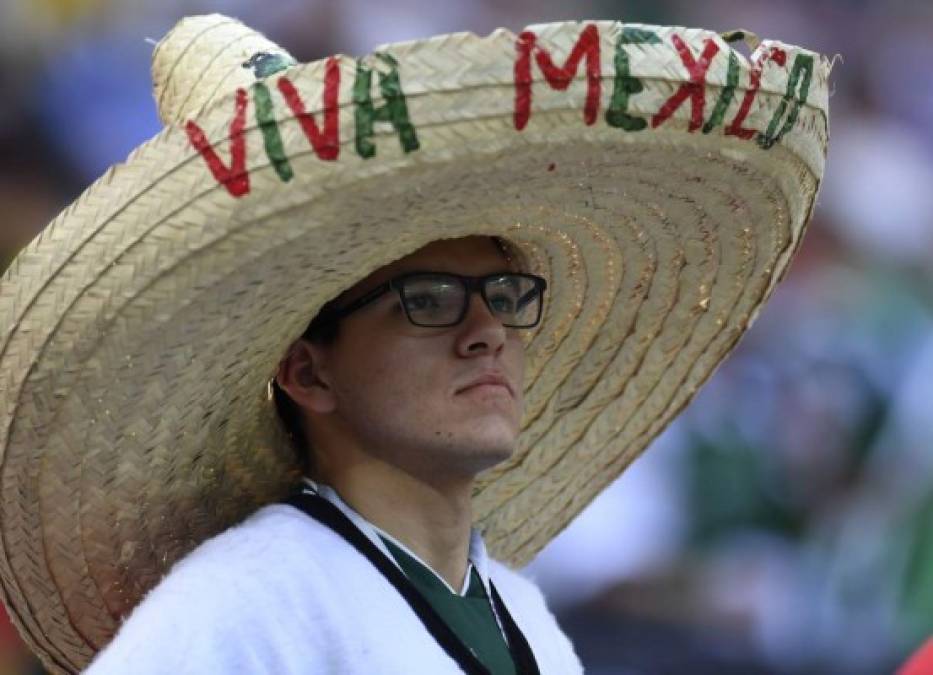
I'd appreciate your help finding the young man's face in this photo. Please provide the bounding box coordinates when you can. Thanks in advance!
[308,236,527,481]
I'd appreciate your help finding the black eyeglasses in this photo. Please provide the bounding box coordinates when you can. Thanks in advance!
[317,272,548,329]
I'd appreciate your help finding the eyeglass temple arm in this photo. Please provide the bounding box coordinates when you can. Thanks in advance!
[515,278,546,311]
[324,281,393,320]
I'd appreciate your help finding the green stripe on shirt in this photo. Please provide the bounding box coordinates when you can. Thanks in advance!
[380,536,517,675]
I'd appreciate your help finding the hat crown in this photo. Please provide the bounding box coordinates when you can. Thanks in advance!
[151,14,295,126]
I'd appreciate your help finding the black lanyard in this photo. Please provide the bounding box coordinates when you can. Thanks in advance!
[284,490,541,675]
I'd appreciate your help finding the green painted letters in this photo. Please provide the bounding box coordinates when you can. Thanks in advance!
[703,50,740,134]
[253,82,294,183]
[353,53,420,159]
[757,53,814,149]
[605,27,661,131]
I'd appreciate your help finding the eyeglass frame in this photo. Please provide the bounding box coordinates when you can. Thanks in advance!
[310,271,548,330]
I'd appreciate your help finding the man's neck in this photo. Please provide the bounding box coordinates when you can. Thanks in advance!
[318,459,475,591]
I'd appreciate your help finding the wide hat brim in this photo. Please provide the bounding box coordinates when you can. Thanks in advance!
[0,14,830,672]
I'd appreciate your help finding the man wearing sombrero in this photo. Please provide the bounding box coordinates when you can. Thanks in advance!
[0,13,830,674]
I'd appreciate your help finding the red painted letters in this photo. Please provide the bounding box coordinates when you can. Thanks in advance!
[726,47,787,140]
[651,34,720,131]
[185,88,250,197]
[186,27,808,198]
[278,56,341,160]
[514,24,601,130]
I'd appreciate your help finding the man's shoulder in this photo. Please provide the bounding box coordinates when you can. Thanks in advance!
[486,558,546,602]
[86,504,364,673]
[176,503,340,574]
[487,557,585,673]
[124,504,347,615]
[485,557,559,626]
[147,504,337,594]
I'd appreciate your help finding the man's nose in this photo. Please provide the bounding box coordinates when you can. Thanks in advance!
[455,292,506,356]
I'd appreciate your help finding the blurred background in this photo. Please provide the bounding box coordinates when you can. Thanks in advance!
[1,0,931,673]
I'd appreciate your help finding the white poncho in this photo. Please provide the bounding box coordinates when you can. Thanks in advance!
[86,502,583,674]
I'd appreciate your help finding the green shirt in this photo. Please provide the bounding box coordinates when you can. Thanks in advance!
[380,536,518,675]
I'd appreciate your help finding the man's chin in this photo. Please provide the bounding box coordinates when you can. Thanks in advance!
[457,435,517,475]
[423,431,513,474]
[472,450,513,477]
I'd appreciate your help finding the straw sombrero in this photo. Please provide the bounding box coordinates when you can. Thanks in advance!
[0,14,831,673]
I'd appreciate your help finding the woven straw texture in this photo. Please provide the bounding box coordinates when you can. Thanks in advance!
[0,14,830,673]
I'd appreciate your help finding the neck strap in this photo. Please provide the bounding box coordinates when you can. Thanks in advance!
[284,490,541,675]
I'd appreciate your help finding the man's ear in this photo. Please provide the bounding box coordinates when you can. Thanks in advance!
[275,340,337,414]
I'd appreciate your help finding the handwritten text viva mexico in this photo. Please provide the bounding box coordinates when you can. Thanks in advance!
[185,24,816,197]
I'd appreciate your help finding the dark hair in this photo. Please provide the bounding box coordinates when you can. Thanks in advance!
[272,299,341,475]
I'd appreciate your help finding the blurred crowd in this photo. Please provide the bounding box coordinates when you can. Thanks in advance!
[2,0,932,673]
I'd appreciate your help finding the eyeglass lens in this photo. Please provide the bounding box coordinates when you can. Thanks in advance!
[399,274,542,327]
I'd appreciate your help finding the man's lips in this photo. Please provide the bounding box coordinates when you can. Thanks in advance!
[455,372,515,398]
